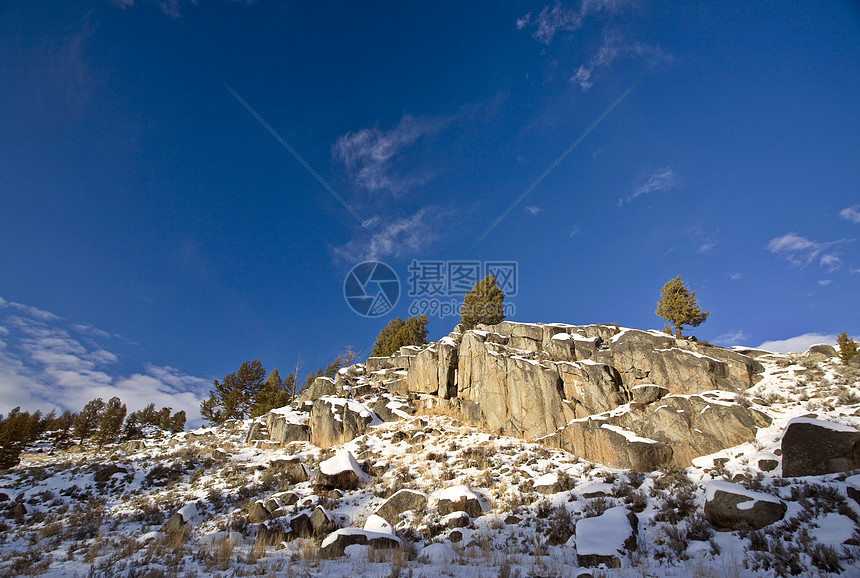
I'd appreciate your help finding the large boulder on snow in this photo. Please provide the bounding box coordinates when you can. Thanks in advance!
[160,502,199,534]
[704,481,786,531]
[309,397,378,449]
[376,489,428,524]
[316,450,369,490]
[321,518,400,558]
[436,486,485,518]
[781,417,860,477]
[576,506,638,568]
[265,408,310,445]
[310,506,337,536]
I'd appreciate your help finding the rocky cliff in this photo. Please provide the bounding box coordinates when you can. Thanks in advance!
[360,321,767,470]
[260,321,769,471]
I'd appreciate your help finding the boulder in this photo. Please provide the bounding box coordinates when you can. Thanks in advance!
[437,486,484,518]
[160,502,199,534]
[256,521,287,547]
[248,501,272,524]
[297,376,338,402]
[704,481,786,531]
[846,475,860,506]
[316,450,368,490]
[371,395,410,422]
[534,472,568,495]
[781,417,860,477]
[630,393,771,467]
[93,465,127,483]
[576,506,638,568]
[309,397,377,449]
[244,421,267,444]
[554,360,628,417]
[265,411,310,446]
[287,463,310,483]
[805,344,837,362]
[289,513,313,538]
[321,526,400,558]
[310,506,336,536]
[630,384,668,405]
[376,489,428,524]
[550,419,673,471]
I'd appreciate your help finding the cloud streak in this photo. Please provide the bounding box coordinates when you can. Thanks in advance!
[757,333,838,354]
[840,205,860,224]
[572,30,668,91]
[619,167,678,205]
[518,0,626,44]
[766,233,851,271]
[333,114,449,195]
[332,208,441,263]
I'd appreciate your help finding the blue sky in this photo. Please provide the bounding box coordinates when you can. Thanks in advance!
[1,0,858,425]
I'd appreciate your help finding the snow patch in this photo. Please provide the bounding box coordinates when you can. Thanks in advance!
[601,424,657,444]
[575,506,633,557]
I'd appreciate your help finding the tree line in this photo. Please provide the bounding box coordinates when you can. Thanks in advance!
[0,398,186,470]
[200,349,359,426]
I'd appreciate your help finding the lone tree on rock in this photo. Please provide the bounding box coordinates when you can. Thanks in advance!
[655,275,709,339]
[836,332,858,363]
[460,274,505,330]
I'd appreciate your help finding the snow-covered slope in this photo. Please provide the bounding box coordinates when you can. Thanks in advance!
[1,346,859,577]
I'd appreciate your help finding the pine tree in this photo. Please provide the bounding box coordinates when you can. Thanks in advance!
[200,360,266,425]
[370,316,429,357]
[459,274,505,330]
[836,332,858,363]
[0,407,28,469]
[251,369,290,418]
[96,397,126,449]
[74,398,105,445]
[169,410,186,433]
[655,275,710,338]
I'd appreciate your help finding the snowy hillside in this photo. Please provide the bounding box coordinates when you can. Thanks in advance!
[1,331,859,577]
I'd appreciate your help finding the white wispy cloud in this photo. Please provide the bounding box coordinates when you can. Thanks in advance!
[0,297,209,426]
[572,30,667,91]
[713,330,749,346]
[729,273,743,280]
[619,167,678,205]
[765,232,852,270]
[518,0,626,44]
[840,205,860,224]
[332,208,440,263]
[333,114,449,195]
[818,279,832,286]
[569,226,582,237]
[697,241,716,254]
[757,333,837,354]
[525,206,543,215]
